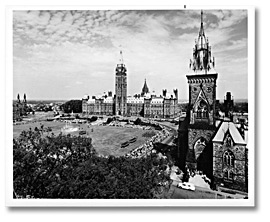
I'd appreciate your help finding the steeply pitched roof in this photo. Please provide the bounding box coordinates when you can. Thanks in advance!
[141,79,149,95]
[212,121,246,145]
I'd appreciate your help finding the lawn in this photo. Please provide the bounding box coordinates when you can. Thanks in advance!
[13,121,155,156]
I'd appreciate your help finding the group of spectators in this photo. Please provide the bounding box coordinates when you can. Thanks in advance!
[107,120,152,130]
[125,126,171,158]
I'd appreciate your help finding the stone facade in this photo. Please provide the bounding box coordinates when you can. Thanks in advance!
[187,74,217,125]
[82,96,114,116]
[213,132,248,192]
[144,95,178,119]
[126,97,144,117]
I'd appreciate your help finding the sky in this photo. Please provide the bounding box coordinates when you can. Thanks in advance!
[13,9,248,101]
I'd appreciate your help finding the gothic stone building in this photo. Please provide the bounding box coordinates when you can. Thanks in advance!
[212,121,248,192]
[82,51,179,119]
[178,11,248,192]
[13,93,28,122]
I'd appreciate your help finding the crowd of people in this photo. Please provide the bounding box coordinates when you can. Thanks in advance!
[125,126,171,158]
[107,120,153,130]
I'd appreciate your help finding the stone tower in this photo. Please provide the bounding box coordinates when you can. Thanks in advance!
[185,11,218,174]
[115,50,127,116]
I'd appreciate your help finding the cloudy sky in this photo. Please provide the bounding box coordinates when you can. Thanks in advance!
[13,9,247,101]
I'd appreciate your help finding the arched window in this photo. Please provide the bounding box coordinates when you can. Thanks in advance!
[196,100,208,119]
[223,150,235,167]
[223,152,229,165]
[229,155,235,167]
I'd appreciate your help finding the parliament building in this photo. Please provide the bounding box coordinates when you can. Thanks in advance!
[82,51,179,119]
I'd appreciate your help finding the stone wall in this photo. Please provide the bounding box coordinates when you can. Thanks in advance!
[213,141,247,192]
[188,128,215,150]
[186,128,215,165]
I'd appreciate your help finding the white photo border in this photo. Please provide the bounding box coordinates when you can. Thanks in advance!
[6,5,255,207]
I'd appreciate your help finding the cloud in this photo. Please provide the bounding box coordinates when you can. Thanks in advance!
[13,9,248,100]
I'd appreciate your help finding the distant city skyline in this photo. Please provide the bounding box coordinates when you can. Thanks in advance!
[13,9,248,100]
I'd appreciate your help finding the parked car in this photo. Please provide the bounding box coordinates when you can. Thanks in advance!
[177,182,195,191]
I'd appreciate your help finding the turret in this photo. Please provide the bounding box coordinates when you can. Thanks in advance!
[173,89,178,100]
[23,93,27,103]
[189,10,216,74]
[17,93,20,103]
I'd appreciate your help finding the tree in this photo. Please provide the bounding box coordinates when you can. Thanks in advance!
[61,100,82,113]
[13,127,171,199]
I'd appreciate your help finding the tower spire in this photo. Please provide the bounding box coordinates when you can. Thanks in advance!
[120,50,124,64]
[141,78,149,96]
[118,44,124,65]
[199,10,205,37]
[201,10,203,28]
[189,10,215,74]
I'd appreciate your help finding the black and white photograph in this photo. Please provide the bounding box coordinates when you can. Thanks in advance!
[6,5,255,207]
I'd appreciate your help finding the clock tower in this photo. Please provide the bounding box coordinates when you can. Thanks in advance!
[115,50,127,116]
[185,11,218,173]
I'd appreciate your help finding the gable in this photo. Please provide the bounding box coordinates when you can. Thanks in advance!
[192,88,210,111]
[212,121,246,145]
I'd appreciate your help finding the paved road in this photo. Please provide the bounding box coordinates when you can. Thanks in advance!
[158,122,178,145]
[167,182,245,199]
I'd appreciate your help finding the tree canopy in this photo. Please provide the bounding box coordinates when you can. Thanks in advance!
[13,127,171,199]
[61,100,82,113]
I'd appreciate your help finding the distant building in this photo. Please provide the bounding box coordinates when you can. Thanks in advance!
[13,93,28,121]
[82,92,114,116]
[224,92,234,118]
[82,51,179,119]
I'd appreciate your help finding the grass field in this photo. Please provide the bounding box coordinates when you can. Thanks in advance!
[13,121,155,156]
